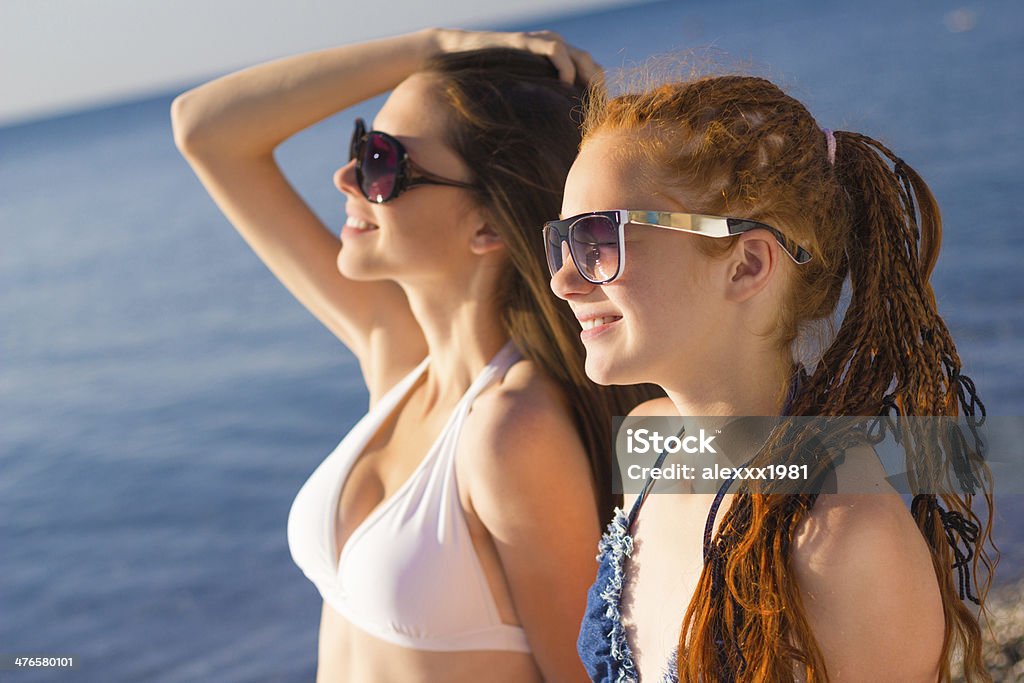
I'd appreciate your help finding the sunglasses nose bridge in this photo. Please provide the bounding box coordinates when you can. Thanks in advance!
[549,241,597,299]
[547,224,597,295]
[544,224,571,275]
[559,240,574,272]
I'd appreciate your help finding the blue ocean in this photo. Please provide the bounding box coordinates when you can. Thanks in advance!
[1,0,1020,680]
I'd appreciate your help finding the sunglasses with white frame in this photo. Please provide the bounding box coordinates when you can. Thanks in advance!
[543,209,813,284]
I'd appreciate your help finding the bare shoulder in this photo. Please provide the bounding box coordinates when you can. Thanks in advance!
[628,396,678,417]
[458,357,600,682]
[792,491,935,585]
[457,357,594,523]
[791,459,945,679]
[460,357,585,473]
[792,444,937,574]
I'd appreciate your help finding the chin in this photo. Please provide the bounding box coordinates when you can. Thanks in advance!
[584,352,627,387]
[584,344,658,388]
[336,250,391,282]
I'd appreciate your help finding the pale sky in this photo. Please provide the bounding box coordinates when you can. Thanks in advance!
[0,0,641,127]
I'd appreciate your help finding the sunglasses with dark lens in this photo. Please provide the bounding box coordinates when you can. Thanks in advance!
[348,117,478,204]
[543,210,813,285]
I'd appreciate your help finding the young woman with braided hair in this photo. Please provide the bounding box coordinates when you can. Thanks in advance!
[547,74,993,681]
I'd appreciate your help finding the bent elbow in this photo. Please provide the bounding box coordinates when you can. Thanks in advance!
[170,90,209,158]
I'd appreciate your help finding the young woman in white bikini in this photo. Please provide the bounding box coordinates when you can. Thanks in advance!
[172,28,657,683]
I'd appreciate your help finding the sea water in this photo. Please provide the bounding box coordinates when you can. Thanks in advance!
[1,0,1020,680]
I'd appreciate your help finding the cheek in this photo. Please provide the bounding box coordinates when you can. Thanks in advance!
[615,261,707,352]
[375,196,472,267]
[381,213,457,263]
[624,286,676,343]
[617,259,680,317]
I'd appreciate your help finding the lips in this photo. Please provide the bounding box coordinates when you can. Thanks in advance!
[575,313,623,341]
[342,216,379,238]
[580,315,621,331]
[345,216,379,231]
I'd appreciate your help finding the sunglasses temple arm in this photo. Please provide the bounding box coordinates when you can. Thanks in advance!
[630,218,810,264]
[405,161,478,190]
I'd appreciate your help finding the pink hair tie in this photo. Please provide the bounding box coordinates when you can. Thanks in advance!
[822,128,836,166]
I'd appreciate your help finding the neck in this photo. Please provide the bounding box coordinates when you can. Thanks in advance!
[399,270,509,410]
[661,340,794,418]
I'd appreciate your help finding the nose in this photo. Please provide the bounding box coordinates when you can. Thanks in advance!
[549,241,596,301]
[334,159,360,197]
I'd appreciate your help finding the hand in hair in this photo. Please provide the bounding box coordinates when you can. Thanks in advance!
[431,28,602,85]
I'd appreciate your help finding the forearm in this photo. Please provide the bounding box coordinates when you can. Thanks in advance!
[171,28,440,158]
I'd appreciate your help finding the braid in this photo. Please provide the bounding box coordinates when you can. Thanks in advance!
[584,73,994,682]
[826,136,993,676]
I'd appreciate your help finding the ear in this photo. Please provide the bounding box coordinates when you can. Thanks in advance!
[469,223,505,256]
[723,232,778,303]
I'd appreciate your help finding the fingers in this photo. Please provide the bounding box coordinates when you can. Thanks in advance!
[525,32,604,86]
[568,46,603,86]
[537,37,577,85]
[436,28,602,86]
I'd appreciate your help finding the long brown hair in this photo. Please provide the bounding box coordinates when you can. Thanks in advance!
[583,75,994,681]
[421,49,662,521]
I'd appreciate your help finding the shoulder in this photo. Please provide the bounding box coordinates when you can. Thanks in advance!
[792,443,934,572]
[792,491,934,585]
[791,484,945,677]
[456,360,603,681]
[458,357,595,526]
[627,396,678,417]
[461,357,586,476]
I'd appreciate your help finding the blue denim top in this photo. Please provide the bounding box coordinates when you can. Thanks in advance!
[577,370,806,683]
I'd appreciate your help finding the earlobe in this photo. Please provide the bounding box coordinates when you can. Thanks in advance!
[470,224,505,255]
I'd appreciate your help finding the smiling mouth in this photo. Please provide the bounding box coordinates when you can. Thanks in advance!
[344,217,379,232]
[580,316,622,331]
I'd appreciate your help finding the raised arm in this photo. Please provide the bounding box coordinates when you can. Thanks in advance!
[170,29,601,399]
[170,31,443,398]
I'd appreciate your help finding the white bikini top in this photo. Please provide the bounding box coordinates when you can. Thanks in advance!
[287,339,530,652]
